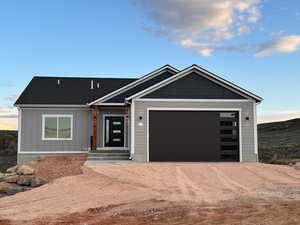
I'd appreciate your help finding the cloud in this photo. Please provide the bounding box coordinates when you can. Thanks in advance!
[0,84,16,88]
[180,39,247,56]
[131,0,262,55]
[271,30,285,36]
[5,94,19,103]
[255,35,300,56]
[258,110,300,124]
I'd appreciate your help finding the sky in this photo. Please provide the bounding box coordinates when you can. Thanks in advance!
[0,0,300,130]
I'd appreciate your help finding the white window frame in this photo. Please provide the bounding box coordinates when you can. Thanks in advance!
[42,114,73,141]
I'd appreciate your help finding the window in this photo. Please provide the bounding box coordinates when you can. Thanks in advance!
[42,115,73,140]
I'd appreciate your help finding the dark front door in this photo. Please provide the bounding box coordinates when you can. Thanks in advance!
[104,116,125,147]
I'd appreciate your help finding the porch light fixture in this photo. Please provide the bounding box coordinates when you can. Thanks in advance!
[245,116,250,121]
[139,116,143,120]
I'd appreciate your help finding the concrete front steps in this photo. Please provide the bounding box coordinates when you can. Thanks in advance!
[87,150,130,161]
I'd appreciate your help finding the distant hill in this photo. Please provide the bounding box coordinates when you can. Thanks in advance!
[258,118,300,162]
[0,118,300,169]
[0,130,17,172]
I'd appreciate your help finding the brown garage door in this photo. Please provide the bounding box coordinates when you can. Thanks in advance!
[148,110,239,162]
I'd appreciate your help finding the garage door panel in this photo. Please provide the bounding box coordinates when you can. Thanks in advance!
[149,110,239,162]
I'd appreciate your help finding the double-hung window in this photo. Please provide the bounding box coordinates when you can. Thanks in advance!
[42,115,73,140]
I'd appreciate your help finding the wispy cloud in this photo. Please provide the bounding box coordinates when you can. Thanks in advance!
[131,0,262,56]
[0,84,16,88]
[258,110,300,124]
[255,35,300,56]
[270,30,285,36]
[5,94,18,103]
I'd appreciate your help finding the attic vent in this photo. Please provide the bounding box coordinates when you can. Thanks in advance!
[90,80,94,89]
[97,82,100,88]
[57,79,60,85]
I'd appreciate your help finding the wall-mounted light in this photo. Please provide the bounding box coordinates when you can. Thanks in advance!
[139,116,143,120]
[245,116,250,121]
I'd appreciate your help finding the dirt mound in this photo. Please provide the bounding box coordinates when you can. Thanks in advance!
[29,154,87,182]
[0,163,299,223]
[6,199,300,225]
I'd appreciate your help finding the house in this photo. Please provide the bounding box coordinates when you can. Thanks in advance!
[15,64,263,163]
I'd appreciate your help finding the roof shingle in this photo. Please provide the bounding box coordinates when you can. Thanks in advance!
[15,76,137,105]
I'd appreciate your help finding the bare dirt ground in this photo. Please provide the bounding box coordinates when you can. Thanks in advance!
[0,162,299,225]
[29,154,87,182]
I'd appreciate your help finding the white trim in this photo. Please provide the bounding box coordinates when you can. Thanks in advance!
[96,103,125,106]
[146,107,242,162]
[126,65,263,102]
[134,99,254,102]
[96,147,129,151]
[131,100,135,155]
[102,114,126,148]
[88,65,179,105]
[42,114,73,141]
[15,104,87,108]
[19,151,87,154]
[22,108,91,111]
[253,102,258,156]
[17,108,22,154]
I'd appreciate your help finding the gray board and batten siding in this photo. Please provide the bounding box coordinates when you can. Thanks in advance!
[142,72,247,100]
[18,107,130,163]
[132,100,257,162]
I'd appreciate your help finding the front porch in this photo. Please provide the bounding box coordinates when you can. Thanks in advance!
[89,105,131,161]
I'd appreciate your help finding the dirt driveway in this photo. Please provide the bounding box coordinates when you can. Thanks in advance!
[0,163,300,224]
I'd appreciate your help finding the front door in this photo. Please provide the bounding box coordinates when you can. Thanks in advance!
[104,116,125,147]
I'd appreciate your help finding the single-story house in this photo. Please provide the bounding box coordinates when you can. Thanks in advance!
[15,64,263,163]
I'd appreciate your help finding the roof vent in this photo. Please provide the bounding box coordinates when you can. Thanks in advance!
[90,80,94,90]
[57,79,60,85]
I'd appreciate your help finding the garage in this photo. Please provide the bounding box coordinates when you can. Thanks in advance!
[148,110,240,162]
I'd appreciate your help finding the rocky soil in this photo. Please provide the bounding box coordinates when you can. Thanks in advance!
[0,162,299,224]
[0,164,47,196]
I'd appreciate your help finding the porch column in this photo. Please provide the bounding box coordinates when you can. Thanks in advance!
[92,106,98,150]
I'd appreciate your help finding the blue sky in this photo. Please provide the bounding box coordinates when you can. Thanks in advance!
[0,0,300,129]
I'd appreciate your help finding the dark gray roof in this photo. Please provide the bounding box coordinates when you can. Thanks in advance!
[15,76,137,105]
[105,69,177,103]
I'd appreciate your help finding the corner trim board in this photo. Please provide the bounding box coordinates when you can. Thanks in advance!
[130,100,135,155]
[253,102,258,155]
[17,108,22,154]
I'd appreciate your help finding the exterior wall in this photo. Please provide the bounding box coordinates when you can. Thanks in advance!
[18,106,130,163]
[20,108,92,153]
[132,100,257,162]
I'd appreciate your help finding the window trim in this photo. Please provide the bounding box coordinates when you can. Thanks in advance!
[42,114,73,141]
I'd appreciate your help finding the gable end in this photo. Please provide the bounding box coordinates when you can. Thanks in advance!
[142,71,247,100]
[105,70,177,103]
